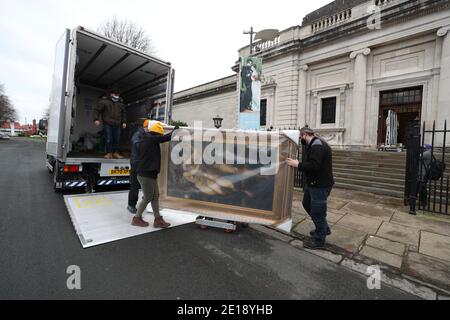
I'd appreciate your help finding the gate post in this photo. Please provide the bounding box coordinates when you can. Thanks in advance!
[404,120,421,214]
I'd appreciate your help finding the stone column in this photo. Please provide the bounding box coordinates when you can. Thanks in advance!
[436,27,450,129]
[350,48,371,146]
[297,65,309,128]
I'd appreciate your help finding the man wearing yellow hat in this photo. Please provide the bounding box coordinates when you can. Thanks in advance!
[132,120,178,228]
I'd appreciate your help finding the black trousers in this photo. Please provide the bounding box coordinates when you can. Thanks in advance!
[128,168,141,207]
[302,186,332,244]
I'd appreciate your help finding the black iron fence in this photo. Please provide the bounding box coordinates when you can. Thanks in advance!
[294,146,305,189]
[404,120,450,215]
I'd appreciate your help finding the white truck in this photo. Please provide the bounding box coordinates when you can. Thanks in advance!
[46,26,174,192]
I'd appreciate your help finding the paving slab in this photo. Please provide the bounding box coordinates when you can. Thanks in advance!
[292,204,308,217]
[419,231,450,263]
[336,213,383,235]
[391,213,450,237]
[359,246,403,269]
[328,198,349,211]
[292,211,307,225]
[326,225,367,254]
[326,211,345,224]
[377,222,420,247]
[375,197,406,210]
[403,252,450,289]
[292,219,315,237]
[340,192,381,205]
[292,199,303,209]
[366,236,406,256]
[344,203,394,221]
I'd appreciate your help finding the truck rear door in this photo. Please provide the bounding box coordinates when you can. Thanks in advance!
[46,29,70,158]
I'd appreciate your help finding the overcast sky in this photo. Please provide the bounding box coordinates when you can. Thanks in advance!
[0,0,331,123]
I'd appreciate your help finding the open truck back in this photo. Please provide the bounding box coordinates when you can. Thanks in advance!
[46,27,174,192]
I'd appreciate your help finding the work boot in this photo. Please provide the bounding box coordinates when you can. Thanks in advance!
[303,239,326,250]
[131,217,149,228]
[127,205,137,214]
[104,153,113,159]
[113,152,124,159]
[309,228,332,237]
[154,217,171,229]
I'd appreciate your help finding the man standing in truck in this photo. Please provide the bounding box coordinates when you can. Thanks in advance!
[93,90,127,159]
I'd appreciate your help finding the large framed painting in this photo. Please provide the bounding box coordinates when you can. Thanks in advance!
[158,128,298,226]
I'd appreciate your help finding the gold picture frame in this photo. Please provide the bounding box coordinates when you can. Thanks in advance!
[158,129,297,226]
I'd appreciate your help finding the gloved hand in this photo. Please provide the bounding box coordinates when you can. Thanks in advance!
[174,125,180,130]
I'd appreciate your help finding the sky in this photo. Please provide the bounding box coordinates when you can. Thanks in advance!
[0,0,331,123]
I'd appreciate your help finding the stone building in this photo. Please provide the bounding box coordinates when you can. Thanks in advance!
[172,0,450,149]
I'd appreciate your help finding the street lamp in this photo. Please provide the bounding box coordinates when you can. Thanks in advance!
[213,115,223,129]
[243,28,280,55]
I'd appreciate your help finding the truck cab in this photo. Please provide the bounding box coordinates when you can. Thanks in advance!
[46,27,174,192]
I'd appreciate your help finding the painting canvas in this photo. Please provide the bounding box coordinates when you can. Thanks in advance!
[158,129,298,225]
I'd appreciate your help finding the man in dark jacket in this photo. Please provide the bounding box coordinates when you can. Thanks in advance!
[132,121,178,228]
[127,124,147,214]
[286,127,334,249]
[93,90,127,159]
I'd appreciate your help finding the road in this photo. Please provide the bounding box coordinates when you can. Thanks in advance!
[0,138,418,300]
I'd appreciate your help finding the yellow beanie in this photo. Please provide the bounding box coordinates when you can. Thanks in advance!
[146,120,164,135]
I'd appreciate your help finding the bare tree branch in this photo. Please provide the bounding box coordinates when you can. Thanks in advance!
[97,16,155,54]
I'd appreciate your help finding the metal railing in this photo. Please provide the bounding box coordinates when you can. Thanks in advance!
[404,120,450,215]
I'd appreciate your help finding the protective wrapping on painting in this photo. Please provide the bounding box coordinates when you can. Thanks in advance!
[158,128,298,226]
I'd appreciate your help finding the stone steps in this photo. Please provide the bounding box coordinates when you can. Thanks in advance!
[333,163,405,174]
[334,182,404,198]
[333,167,405,179]
[330,150,407,198]
[334,172,404,186]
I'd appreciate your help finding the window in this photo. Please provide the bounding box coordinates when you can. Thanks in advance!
[260,99,267,126]
[157,106,165,121]
[321,97,336,124]
[380,87,423,106]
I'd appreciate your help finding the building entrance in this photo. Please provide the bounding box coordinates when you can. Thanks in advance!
[378,86,423,146]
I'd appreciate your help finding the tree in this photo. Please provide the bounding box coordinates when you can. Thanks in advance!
[170,120,188,127]
[98,16,155,54]
[0,84,17,122]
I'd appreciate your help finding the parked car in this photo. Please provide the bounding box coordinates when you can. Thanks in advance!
[0,133,11,140]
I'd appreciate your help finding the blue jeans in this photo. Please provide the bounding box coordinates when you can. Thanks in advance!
[104,123,121,153]
[303,186,332,244]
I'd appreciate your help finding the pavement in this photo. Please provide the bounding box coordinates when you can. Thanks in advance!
[286,188,450,298]
[0,137,419,300]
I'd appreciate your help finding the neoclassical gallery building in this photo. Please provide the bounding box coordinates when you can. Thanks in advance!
[169,0,450,149]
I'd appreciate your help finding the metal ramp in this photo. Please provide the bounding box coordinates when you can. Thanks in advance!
[64,191,197,248]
